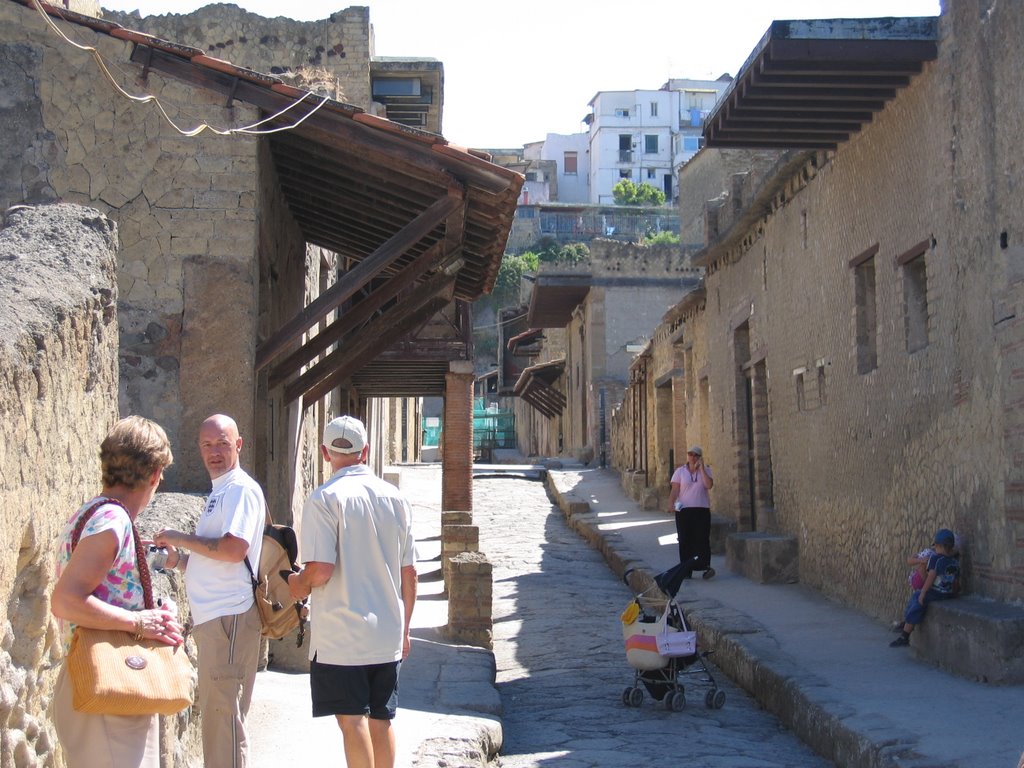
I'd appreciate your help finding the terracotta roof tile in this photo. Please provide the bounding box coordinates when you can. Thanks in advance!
[192,54,280,85]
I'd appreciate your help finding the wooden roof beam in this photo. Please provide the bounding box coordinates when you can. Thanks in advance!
[256,191,464,370]
[295,280,457,407]
[267,244,458,388]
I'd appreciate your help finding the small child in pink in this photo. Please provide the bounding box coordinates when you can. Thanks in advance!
[906,534,960,589]
[907,546,936,590]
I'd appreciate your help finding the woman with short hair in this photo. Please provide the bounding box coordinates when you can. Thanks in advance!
[51,415,184,768]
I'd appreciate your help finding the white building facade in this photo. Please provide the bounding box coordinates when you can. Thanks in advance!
[583,77,730,205]
[535,132,590,204]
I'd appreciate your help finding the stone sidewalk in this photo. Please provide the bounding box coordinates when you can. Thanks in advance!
[247,460,1024,767]
[546,465,1024,768]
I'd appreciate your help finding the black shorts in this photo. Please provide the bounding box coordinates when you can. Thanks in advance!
[310,655,401,720]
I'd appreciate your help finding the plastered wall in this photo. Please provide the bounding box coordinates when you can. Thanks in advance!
[3,0,261,491]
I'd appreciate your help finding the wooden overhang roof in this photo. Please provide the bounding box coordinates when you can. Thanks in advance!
[15,0,523,404]
[527,275,591,328]
[703,16,939,150]
[513,359,566,420]
[506,327,543,353]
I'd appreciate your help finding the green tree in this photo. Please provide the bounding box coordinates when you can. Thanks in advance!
[641,231,681,245]
[552,242,590,265]
[612,179,666,207]
[492,251,539,307]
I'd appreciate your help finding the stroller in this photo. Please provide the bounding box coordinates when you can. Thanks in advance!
[619,558,726,712]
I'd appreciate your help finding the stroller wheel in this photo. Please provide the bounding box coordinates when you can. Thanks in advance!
[705,688,726,709]
[665,690,686,712]
[628,687,644,708]
[621,686,634,706]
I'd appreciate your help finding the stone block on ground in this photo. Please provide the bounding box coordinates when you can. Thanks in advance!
[726,532,798,584]
[915,595,1024,683]
[710,514,737,554]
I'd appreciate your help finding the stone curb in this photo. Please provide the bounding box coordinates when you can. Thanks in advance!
[544,471,929,768]
[404,632,503,767]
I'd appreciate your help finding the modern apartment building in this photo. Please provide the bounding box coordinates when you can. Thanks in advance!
[583,76,731,204]
[527,133,591,204]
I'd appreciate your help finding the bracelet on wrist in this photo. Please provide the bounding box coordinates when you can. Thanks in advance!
[133,612,145,640]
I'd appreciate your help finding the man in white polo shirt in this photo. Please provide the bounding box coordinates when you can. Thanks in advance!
[155,413,265,768]
[288,415,417,768]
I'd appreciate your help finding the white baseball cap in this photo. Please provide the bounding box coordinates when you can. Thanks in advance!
[323,415,367,455]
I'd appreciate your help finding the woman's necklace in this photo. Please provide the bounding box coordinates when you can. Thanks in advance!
[689,466,698,482]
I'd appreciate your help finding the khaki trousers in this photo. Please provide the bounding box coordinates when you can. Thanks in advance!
[51,663,159,768]
[192,603,262,768]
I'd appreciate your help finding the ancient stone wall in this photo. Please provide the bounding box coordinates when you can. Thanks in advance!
[676,148,790,248]
[101,4,373,109]
[586,238,692,278]
[614,2,1024,621]
[3,0,261,491]
[0,203,119,768]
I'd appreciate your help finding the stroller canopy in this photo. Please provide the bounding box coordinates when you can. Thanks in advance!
[654,557,700,598]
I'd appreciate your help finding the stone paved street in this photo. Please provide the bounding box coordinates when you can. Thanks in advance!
[468,473,830,768]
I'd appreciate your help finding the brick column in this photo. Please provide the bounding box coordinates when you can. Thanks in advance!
[442,362,474,512]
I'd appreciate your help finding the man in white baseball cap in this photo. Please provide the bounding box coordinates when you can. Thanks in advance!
[288,415,417,768]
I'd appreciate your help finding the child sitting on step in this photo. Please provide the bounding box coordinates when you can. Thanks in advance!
[890,528,961,647]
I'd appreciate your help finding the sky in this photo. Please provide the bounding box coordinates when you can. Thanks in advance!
[96,0,942,148]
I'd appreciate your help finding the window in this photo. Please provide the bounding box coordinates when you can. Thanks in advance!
[563,151,577,175]
[816,359,827,406]
[525,172,537,182]
[650,101,658,117]
[646,168,656,179]
[851,245,879,374]
[619,169,631,179]
[644,135,658,154]
[684,347,694,401]
[795,360,827,411]
[683,136,700,152]
[371,78,421,97]
[615,107,630,118]
[618,134,632,163]
[899,239,931,353]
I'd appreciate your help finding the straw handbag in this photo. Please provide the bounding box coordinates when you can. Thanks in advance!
[65,499,193,716]
[67,627,192,715]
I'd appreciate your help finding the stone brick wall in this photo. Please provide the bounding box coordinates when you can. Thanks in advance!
[101,5,373,109]
[676,148,791,248]
[0,203,119,768]
[614,2,1024,622]
[3,0,261,491]
[548,240,699,464]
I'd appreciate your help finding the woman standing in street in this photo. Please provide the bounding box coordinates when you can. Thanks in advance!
[668,446,715,579]
[50,416,184,768]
